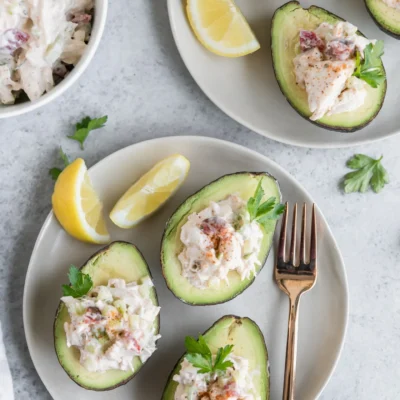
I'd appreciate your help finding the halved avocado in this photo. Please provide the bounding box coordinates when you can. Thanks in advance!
[162,315,269,399]
[365,0,400,38]
[161,172,281,305]
[271,1,387,132]
[54,241,160,391]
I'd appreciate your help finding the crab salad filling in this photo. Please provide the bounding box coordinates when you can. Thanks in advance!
[0,0,95,104]
[174,355,260,400]
[61,277,161,373]
[178,194,264,289]
[293,21,376,121]
[381,0,400,10]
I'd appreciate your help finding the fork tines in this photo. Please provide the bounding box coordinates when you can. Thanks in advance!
[277,202,317,275]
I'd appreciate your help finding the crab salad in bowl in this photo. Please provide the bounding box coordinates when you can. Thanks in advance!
[0,0,97,105]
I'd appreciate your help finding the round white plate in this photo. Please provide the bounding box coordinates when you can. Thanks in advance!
[168,0,399,148]
[23,136,348,399]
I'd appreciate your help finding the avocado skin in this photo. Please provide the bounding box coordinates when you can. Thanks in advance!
[161,315,270,400]
[160,172,282,306]
[53,241,160,391]
[365,0,400,39]
[271,1,387,132]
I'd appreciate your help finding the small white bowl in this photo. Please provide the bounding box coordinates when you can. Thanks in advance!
[0,0,108,119]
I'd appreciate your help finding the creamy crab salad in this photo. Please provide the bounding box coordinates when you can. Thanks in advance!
[61,277,161,372]
[381,0,400,9]
[0,0,94,104]
[174,355,260,400]
[294,21,376,121]
[178,194,263,289]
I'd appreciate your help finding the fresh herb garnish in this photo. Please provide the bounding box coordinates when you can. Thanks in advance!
[184,335,233,374]
[68,115,108,150]
[49,147,70,181]
[344,154,389,194]
[247,180,285,227]
[214,344,235,372]
[62,265,93,298]
[353,41,385,88]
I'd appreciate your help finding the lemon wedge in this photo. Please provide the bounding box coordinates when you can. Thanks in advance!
[110,154,190,229]
[186,0,260,57]
[52,159,110,244]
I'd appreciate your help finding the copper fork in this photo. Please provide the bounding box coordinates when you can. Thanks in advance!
[275,203,317,400]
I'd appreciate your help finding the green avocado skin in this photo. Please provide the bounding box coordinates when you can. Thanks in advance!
[53,241,160,391]
[365,0,400,39]
[271,1,387,132]
[161,315,270,400]
[160,172,282,306]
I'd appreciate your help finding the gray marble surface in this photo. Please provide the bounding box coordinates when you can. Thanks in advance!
[1,1,400,399]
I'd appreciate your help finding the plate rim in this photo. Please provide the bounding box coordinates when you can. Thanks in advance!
[23,135,349,399]
[166,0,398,149]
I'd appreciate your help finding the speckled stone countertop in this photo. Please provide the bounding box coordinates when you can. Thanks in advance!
[1,1,400,399]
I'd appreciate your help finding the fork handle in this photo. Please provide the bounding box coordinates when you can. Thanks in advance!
[283,294,301,400]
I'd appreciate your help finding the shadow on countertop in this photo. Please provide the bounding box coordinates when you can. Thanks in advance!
[148,1,187,76]
[4,160,53,400]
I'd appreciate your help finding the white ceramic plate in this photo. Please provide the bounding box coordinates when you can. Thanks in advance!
[168,0,400,148]
[23,136,348,399]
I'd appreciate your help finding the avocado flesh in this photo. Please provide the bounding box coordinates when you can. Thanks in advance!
[162,315,269,399]
[365,0,400,38]
[271,1,387,132]
[54,241,160,391]
[161,172,281,305]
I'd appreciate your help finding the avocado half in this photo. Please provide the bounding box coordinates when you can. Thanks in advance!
[161,172,281,306]
[365,0,400,38]
[271,1,387,132]
[162,315,269,399]
[54,241,160,391]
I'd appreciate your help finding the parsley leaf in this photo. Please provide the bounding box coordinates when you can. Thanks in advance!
[370,162,389,193]
[214,345,234,373]
[184,335,211,358]
[76,117,92,131]
[346,153,374,169]
[49,168,62,180]
[68,115,108,150]
[184,335,234,375]
[186,353,212,374]
[247,180,285,229]
[59,147,70,166]
[255,196,276,219]
[62,265,93,298]
[353,41,385,88]
[247,180,264,220]
[344,154,389,194]
[49,147,70,181]
[257,203,286,225]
